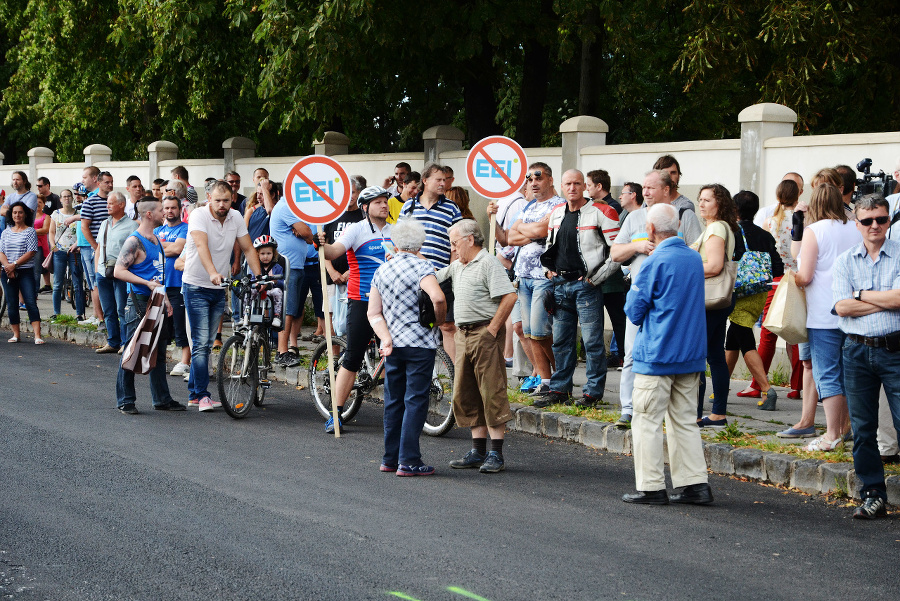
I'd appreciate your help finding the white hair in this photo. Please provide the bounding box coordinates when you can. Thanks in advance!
[108,191,126,205]
[391,217,426,252]
[647,203,679,235]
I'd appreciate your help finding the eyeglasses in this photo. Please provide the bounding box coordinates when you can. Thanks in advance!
[858,216,890,226]
[526,170,544,181]
[226,179,240,185]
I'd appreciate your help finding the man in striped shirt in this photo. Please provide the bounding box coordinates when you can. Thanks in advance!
[400,164,462,359]
[833,193,900,519]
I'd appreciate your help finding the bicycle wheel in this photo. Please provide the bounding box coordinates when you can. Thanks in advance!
[218,334,258,418]
[254,333,271,407]
[422,347,455,436]
[308,336,363,421]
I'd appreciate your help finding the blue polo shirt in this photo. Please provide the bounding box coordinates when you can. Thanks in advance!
[399,194,462,269]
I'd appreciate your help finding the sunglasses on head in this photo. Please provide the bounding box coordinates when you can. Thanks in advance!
[526,170,544,181]
[859,216,890,226]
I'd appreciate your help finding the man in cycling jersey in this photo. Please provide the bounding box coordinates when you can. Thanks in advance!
[316,186,393,433]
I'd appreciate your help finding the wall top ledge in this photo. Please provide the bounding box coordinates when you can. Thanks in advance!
[148,141,178,152]
[422,125,464,141]
[83,144,112,154]
[559,115,609,134]
[222,136,256,150]
[27,147,54,158]
[738,103,797,124]
[314,131,350,145]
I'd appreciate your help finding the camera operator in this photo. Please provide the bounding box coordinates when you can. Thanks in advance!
[887,157,900,240]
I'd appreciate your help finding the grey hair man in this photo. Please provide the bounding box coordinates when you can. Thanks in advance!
[438,219,517,473]
[609,169,703,428]
[94,191,138,354]
[622,203,712,505]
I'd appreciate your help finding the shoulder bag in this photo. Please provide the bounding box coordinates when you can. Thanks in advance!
[704,225,737,310]
[734,225,772,298]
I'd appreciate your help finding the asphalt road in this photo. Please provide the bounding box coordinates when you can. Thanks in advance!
[1,331,898,601]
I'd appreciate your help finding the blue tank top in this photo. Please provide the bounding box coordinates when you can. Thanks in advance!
[127,232,165,295]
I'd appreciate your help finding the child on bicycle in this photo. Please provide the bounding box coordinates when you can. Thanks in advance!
[252,235,285,329]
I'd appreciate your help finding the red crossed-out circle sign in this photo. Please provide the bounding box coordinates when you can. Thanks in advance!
[283,155,352,225]
[465,135,528,200]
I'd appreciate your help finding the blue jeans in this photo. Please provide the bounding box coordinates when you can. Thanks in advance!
[183,283,227,401]
[699,297,735,417]
[116,295,174,408]
[52,250,84,317]
[843,339,900,500]
[517,277,553,339]
[548,277,606,397]
[1,267,40,325]
[96,272,127,348]
[284,268,306,317]
[383,346,436,467]
[80,246,97,289]
[297,262,324,318]
[167,287,189,348]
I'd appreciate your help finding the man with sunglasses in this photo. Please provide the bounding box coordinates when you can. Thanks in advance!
[507,162,565,393]
[833,194,900,519]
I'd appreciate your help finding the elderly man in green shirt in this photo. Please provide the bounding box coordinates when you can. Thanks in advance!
[437,219,517,473]
[94,191,138,353]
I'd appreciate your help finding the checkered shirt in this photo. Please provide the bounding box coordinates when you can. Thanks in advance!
[372,252,439,349]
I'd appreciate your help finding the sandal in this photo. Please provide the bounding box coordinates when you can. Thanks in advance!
[805,436,843,452]
[8,336,19,343]
[34,338,45,345]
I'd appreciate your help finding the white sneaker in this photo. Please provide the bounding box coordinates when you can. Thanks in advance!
[77,317,94,325]
[170,362,190,376]
[184,373,190,382]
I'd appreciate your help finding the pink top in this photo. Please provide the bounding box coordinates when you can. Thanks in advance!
[33,213,50,256]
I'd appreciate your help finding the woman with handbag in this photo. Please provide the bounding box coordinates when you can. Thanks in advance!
[48,189,86,320]
[740,178,804,403]
[724,191,783,410]
[791,183,861,451]
[692,184,739,427]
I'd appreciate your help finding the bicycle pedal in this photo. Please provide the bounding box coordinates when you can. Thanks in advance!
[259,380,271,389]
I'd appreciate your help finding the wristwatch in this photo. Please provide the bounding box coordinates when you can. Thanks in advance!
[854,289,863,301]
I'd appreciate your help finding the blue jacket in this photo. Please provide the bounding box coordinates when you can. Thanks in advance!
[625,236,707,375]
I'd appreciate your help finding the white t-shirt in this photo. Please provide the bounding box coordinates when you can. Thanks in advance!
[753,204,777,228]
[182,205,248,289]
[799,219,861,329]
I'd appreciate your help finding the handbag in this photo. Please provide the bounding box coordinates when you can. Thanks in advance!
[101,220,116,278]
[762,270,808,344]
[418,287,437,328]
[734,225,772,298]
[703,226,737,310]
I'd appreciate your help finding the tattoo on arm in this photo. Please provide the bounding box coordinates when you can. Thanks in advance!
[116,236,142,270]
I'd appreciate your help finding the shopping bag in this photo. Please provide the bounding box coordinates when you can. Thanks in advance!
[762,270,808,344]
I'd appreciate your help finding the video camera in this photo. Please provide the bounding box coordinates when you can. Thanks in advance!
[854,158,897,202]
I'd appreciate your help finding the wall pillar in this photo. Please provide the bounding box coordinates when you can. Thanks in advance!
[0,151,5,165]
[559,116,608,174]
[147,141,179,182]
[422,125,464,166]
[313,131,350,156]
[738,103,797,195]
[223,136,256,174]
[83,144,112,167]
[27,147,54,183]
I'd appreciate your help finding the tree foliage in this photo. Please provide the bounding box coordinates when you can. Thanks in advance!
[0,0,897,165]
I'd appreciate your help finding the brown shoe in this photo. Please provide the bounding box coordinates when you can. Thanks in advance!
[96,344,120,354]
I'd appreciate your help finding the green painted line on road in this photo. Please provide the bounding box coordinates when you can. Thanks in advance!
[387,592,423,601]
[447,586,494,601]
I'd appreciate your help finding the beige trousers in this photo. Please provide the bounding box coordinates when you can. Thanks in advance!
[632,372,709,491]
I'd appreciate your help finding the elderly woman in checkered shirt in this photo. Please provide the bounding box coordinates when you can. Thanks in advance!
[367,218,446,477]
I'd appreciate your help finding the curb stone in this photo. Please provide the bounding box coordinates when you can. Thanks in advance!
[14,320,890,504]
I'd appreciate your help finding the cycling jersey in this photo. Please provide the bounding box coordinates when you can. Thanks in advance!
[333,220,392,300]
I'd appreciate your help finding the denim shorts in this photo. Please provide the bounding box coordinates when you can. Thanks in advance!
[284,268,306,317]
[80,246,97,290]
[510,297,521,325]
[798,342,810,361]
[807,328,845,399]
[517,277,553,340]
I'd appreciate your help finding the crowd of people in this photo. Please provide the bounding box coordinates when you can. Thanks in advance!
[3,154,899,519]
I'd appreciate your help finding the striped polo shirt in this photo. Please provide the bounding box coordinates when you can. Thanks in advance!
[400,195,462,269]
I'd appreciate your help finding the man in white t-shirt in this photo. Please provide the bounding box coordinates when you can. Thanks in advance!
[182,180,261,412]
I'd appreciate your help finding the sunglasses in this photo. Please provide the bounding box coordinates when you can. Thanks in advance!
[859,216,890,226]
[526,170,544,181]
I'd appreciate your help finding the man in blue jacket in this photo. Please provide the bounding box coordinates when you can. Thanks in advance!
[622,204,713,505]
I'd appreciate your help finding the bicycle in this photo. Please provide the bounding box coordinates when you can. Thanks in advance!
[217,273,283,419]
[308,336,456,436]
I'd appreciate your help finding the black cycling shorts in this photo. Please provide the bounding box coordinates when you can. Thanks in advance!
[341,299,374,372]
